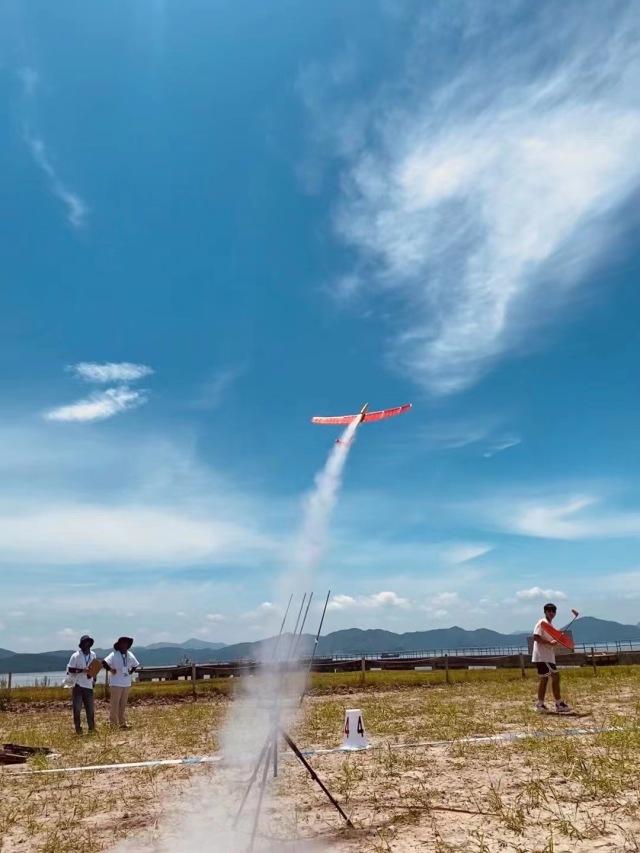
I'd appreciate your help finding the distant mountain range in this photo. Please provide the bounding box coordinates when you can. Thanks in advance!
[143,639,226,651]
[1,617,638,673]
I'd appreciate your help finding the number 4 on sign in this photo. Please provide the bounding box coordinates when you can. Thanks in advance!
[342,709,368,750]
[343,715,364,737]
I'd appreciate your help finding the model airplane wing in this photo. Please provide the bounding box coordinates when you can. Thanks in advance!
[362,404,412,423]
[311,415,360,425]
[541,622,575,651]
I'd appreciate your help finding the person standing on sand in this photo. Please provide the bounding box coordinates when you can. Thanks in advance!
[103,636,140,729]
[531,603,572,714]
[66,635,97,735]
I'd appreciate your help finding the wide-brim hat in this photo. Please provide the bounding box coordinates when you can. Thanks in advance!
[114,636,134,650]
[79,635,94,647]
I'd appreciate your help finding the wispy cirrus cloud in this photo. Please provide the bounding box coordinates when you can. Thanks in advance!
[472,491,640,541]
[308,3,640,393]
[70,362,153,383]
[192,365,244,410]
[0,502,273,566]
[44,387,147,423]
[25,134,88,229]
[509,495,640,540]
[46,361,153,422]
[423,418,522,457]
[483,436,522,459]
[19,65,88,229]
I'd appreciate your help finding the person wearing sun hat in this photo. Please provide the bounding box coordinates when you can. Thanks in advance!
[66,634,98,735]
[103,636,140,729]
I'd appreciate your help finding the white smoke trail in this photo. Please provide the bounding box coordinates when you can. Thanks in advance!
[283,417,360,597]
[117,421,359,852]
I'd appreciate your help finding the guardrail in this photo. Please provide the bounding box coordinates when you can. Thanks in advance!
[319,639,640,661]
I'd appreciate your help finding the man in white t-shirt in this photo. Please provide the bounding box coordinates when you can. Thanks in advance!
[531,603,572,714]
[66,635,97,735]
[104,636,140,729]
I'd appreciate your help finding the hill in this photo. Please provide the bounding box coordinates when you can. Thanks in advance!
[144,639,226,651]
[1,616,638,672]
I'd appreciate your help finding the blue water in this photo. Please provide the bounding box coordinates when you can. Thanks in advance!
[1,671,67,687]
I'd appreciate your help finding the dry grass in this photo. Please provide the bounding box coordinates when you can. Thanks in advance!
[1,665,639,852]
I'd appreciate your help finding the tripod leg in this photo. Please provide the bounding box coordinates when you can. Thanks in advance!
[281,730,353,828]
[248,736,274,852]
[273,731,278,778]
[233,738,270,828]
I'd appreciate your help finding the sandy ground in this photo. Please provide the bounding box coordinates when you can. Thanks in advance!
[2,669,640,852]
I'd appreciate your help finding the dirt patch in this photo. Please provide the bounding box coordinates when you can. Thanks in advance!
[1,667,639,851]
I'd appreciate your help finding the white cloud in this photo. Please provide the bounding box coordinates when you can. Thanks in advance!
[326,594,357,611]
[442,543,492,564]
[24,134,88,229]
[515,587,567,602]
[193,366,244,410]
[483,436,522,459]
[44,387,147,423]
[432,592,459,607]
[70,362,153,383]
[504,495,640,540]
[57,627,89,640]
[327,590,409,611]
[316,5,640,393]
[422,420,521,458]
[18,67,39,97]
[205,613,225,623]
[0,503,275,566]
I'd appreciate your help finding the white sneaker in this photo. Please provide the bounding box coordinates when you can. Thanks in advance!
[535,702,548,713]
[555,701,572,714]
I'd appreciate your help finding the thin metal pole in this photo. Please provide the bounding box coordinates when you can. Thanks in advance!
[233,739,270,828]
[247,735,273,852]
[273,729,278,778]
[299,590,330,705]
[280,730,353,827]
[270,593,293,663]
[290,594,307,641]
[291,592,314,661]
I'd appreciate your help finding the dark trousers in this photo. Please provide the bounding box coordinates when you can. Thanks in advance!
[72,685,95,732]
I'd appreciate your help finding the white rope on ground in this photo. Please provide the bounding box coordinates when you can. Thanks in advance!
[300,724,623,756]
[7,725,623,776]
[13,755,222,775]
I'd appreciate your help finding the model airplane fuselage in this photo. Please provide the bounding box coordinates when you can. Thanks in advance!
[311,402,412,426]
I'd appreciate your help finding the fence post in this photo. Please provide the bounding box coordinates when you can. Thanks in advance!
[591,646,597,675]
[519,653,526,679]
[4,672,12,705]
[445,654,450,685]
[191,663,197,699]
[359,657,366,686]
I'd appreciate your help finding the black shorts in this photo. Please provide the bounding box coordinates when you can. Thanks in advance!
[536,662,557,676]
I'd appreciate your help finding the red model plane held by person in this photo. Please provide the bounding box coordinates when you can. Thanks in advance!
[311,402,412,426]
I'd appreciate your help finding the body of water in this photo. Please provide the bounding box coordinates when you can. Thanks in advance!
[1,671,68,687]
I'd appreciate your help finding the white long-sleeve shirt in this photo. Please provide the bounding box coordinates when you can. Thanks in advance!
[104,649,140,687]
[66,650,97,689]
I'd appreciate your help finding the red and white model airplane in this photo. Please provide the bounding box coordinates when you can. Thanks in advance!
[311,402,412,427]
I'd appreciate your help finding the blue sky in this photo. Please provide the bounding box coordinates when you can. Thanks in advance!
[1,1,639,652]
